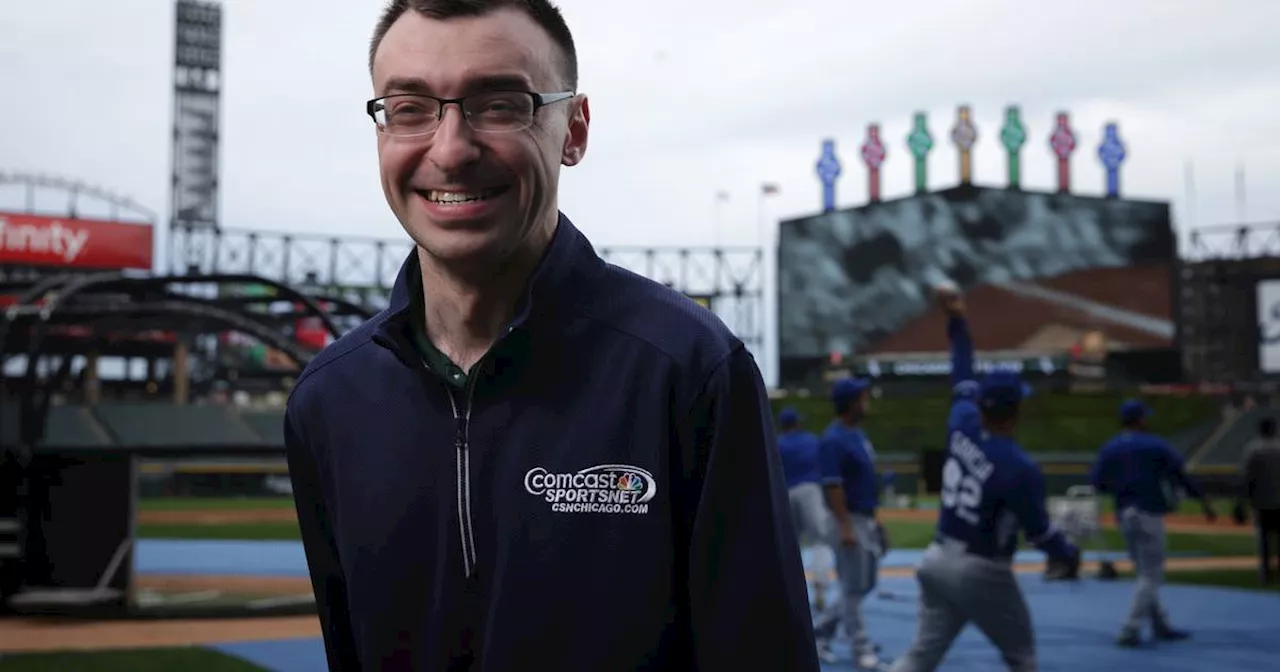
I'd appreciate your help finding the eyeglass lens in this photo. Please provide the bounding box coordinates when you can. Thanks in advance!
[374,92,536,135]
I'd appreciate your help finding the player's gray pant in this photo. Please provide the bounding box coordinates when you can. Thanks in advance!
[789,482,839,634]
[1118,507,1171,634]
[889,543,1036,672]
[788,482,833,544]
[817,514,882,659]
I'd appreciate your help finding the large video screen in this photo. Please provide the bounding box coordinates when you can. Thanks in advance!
[1258,279,1280,374]
[777,187,1176,383]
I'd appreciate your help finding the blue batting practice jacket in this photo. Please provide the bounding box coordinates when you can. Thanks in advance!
[933,316,1075,562]
[1090,430,1205,515]
[284,214,818,672]
[818,422,880,516]
[778,428,823,489]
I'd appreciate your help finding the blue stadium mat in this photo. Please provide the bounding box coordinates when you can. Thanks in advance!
[209,575,1280,672]
[809,575,1280,671]
[135,539,309,576]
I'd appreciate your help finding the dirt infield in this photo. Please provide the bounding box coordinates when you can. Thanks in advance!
[138,509,299,525]
[135,574,314,596]
[0,615,322,654]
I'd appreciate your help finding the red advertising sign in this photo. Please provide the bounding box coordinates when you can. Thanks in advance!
[294,301,332,350]
[0,212,153,270]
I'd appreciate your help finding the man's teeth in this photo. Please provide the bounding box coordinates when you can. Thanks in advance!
[425,188,503,203]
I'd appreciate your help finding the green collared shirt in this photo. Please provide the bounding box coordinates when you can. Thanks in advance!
[406,260,470,390]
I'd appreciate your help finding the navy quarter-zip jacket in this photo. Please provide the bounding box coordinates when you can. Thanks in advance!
[284,214,819,671]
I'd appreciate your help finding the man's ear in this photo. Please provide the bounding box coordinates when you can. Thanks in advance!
[562,95,590,167]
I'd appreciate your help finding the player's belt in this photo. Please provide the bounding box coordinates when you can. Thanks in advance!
[932,534,1014,566]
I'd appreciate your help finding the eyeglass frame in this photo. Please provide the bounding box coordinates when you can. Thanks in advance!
[366,90,576,137]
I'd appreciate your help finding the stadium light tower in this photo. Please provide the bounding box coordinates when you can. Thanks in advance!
[169,0,223,275]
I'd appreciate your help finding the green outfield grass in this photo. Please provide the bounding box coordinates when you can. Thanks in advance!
[0,648,268,672]
[137,497,295,512]
[770,391,1220,454]
[1092,528,1256,557]
[138,521,302,540]
[1159,568,1279,592]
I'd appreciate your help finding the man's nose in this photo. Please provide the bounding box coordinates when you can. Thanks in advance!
[427,104,481,172]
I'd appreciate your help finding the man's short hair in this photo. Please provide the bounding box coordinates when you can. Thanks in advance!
[1261,416,1277,438]
[980,403,1019,425]
[369,0,579,90]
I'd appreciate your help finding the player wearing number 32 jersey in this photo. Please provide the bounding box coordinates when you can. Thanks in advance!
[890,290,1079,672]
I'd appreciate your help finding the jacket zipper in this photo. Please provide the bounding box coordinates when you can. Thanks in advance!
[444,367,481,579]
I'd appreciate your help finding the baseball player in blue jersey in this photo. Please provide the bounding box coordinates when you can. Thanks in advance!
[1090,399,1216,647]
[890,290,1080,672]
[778,408,841,663]
[819,378,891,671]
[779,408,833,547]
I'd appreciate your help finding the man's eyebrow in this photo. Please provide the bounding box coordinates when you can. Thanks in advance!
[465,74,535,92]
[379,73,546,97]
[381,76,433,95]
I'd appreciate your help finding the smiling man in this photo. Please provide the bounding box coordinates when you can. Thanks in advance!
[282,1,818,671]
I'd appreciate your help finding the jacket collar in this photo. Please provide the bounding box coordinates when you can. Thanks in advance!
[374,212,602,351]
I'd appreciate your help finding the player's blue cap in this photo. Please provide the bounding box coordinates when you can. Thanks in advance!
[778,407,801,426]
[1120,399,1152,424]
[831,377,872,405]
[978,370,1033,409]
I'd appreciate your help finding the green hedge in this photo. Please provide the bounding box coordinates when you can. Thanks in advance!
[770,391,1221,455]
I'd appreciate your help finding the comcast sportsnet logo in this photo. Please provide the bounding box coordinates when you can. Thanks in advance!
[524,464,656,515]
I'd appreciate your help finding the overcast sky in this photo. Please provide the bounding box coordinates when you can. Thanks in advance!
[3,0,1279,382]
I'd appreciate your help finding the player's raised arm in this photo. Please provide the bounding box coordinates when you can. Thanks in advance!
[1007,460,1078,562]
[939,286,980,434]
[682,345,820,671]
[940,287,975,386]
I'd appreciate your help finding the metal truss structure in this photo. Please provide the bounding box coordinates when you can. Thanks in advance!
[169,228,766,352]
[597,246,763,353]
[168,226,414,310]
[1178,222,1280,382]
[1185,222,1280,261]
[0,171,158,223]
[4,168,764,370]
[0,272,365,405]
[168,0,224,277]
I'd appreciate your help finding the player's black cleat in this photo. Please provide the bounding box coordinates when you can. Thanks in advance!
[1154,626,1191,642]
[1116,630,1142,648]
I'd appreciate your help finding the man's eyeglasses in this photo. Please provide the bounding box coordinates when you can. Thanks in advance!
[366,91,574,137]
